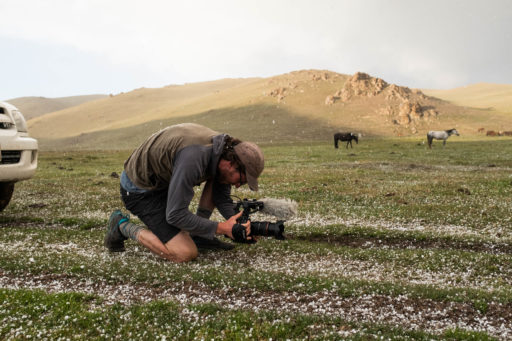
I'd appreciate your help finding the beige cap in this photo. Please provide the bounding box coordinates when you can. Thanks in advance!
[234,142,264,191]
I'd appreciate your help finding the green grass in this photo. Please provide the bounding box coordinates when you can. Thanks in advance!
[4,288,490,340]
[1,138,511,339]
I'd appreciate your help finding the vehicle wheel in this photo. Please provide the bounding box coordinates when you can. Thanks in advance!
[0,182,15,212]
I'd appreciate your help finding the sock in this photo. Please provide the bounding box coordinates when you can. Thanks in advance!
[196,206,213,219]
[119,221,144,241]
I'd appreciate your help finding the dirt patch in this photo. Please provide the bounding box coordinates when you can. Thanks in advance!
[1,271,510,338]
[293,234,512,254]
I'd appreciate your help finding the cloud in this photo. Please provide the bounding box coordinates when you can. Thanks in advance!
[1,0,511,98]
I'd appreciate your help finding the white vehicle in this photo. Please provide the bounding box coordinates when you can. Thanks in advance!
[0,101,38,211]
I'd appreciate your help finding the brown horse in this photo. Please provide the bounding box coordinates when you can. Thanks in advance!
[334,132,358,149]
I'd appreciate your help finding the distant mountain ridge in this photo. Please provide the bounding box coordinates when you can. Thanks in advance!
[6,95,107,120]
[422,83,512,113]
[22,69,512,151]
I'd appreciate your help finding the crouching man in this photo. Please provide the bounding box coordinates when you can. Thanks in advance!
[104,123,264,263]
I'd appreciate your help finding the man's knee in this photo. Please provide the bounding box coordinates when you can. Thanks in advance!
[165,232,198,263]
[170,245,198,263]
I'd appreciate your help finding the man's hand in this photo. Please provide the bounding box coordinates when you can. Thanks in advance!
[231,221,256,243]
[216,211,251,240]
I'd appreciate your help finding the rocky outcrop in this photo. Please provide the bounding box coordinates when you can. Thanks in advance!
[312,72,330,81]
[327,72,438,132]
[397,101,437,125]
[340,72,388,101]
[265,70,345,103]
[268,87,287,102]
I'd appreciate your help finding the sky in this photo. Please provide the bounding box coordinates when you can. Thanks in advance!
[1,0,511,100]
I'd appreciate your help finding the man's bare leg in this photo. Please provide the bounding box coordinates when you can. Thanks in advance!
[137,229,198,263]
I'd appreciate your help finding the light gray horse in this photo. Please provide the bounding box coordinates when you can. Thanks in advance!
[427,129,459,149]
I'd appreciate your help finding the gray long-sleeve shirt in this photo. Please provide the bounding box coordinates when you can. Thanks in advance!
[123,123,236,239]
[165,143,236,239]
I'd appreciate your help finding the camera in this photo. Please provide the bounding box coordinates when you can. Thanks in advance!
[232,198,287,241]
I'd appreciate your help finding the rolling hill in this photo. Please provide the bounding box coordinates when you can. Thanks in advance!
[26,70,512,150]
[422,83,512,114]
[6,95,108,120]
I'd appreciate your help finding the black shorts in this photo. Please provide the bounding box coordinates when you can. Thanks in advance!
[120,186,180,244]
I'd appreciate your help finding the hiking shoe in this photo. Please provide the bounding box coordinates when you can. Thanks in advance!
[192,236,235,250]
[104,210,129,252]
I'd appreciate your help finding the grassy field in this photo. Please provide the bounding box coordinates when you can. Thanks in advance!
[1,138,512,340]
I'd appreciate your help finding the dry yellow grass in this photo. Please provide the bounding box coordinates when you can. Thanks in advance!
[423,83,512,114]
[27,78,261,139]
[6,95,107,120]
[26,69,512,150]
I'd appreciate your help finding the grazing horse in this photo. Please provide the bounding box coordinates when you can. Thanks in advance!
[427,129,459,149]
[334,132,358,149]
[486,130,497,136]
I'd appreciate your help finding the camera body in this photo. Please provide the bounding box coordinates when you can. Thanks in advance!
[234,198,264,223]
[233,198,285,240]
